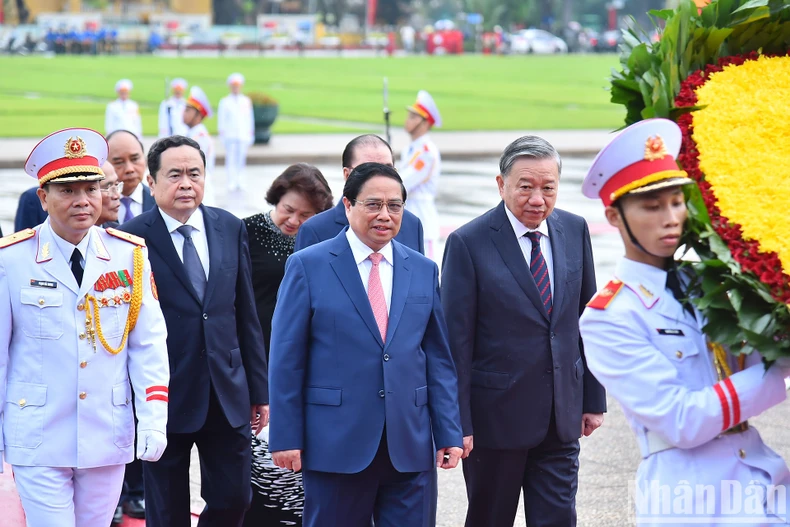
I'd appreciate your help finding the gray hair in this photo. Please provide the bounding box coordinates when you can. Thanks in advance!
[499,136,562,178]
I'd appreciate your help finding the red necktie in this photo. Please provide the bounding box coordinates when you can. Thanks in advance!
[367,253,388,342]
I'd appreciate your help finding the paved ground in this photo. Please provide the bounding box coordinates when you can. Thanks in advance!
[0,129,613,169]
[2,140,790,526]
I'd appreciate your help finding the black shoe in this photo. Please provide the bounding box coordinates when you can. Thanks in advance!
[122,498,146,519]
[112,506,124,524]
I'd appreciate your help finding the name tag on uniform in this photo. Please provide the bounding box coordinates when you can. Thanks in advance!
[657,328,684,336]
[30,279,57,289]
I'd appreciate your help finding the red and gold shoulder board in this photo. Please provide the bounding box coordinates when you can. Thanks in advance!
[106,228,146,247]
[0,228,35,249]
[586,279,624,310]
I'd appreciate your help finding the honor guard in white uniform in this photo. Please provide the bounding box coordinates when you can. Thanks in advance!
[183,86,217,206]
[0,128,170,527]
[105,79,143,139]
[400,90,442,259]
[218,72,254,192]
[158,77,189,138]
[579,118,790,525]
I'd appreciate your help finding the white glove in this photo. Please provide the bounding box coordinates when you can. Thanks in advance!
[136,430,167,462]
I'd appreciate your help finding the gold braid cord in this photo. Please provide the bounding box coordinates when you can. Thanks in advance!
[709,342,733,381]
[83,246,144,355]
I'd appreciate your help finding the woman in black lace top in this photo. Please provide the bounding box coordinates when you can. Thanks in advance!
[242,163,333,526]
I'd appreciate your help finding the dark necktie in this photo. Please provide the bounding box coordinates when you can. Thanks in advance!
[121,196,134,223]
[666,267,696,320]
[70,248,83,287]
[177,225,207,301]
[525,231,552,315]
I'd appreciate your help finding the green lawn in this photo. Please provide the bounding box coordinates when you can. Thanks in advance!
[0,54,623,137]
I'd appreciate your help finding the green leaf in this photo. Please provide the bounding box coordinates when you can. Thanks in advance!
[729,288,744,312]
[649,9,675,20]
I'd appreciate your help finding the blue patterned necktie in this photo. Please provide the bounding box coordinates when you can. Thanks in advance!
[120,196,134,223]
[525,231,552,315]
[177,225,207,301]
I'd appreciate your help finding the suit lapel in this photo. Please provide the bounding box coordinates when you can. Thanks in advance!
[384,244,411,349]
[547,213,565,323]
[329,234,384,347]
[489,203,549,322]
[145,208,202,304]
[37,223,79,295]
[202,206,224,306]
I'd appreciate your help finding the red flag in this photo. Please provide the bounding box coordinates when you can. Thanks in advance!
[367,0,378,27]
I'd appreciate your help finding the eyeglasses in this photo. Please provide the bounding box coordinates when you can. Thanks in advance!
[100,182,124,195]
[353,199,404,215]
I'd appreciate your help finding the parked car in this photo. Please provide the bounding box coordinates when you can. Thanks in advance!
[594,29,622,53]
[510,29,568,54]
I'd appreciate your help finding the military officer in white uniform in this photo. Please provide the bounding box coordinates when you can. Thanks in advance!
[0,128,169,527]
[158,77,189,138]
[400,90,442,259]
[183,85,217,206]
[105,79,143,139]
[579,118,790,525]
[218,72,254,192]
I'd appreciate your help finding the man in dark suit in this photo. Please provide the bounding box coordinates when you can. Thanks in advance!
[441,136,607,527]
[14,186,49,231]
[295,134,424,254]
[269,162,462,527]
[122,136,269,527]
[107,129,156,224]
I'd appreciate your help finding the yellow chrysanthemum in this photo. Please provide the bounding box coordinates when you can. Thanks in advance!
[693,55,790,273]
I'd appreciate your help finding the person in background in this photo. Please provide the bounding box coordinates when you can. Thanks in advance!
[107,130,156,225]
[96,161,122,228]
[14,186,49,231]
[399,91,442,259]
[218,73,254,192]
[183,86,217,206]
[241,163,334,527]
[158,78,189,138]
[295,134,424,254]
[105,79,142,139]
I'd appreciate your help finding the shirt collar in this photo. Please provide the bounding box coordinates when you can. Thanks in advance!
[504,204,549,239]
[159,206,205,234]
[345,227,393,266]
[48,220,92,262]
[615,257,667,308]
[125,182,144,205]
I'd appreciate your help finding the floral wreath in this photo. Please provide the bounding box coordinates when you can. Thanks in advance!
[611,0,790,361]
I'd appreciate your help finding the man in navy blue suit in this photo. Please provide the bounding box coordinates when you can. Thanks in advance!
[14,187,49,231]
[122,136,269,527]
[107,130,156,225]
[269,162,462,527]
[295,134,424,254]
[441,136,607,527]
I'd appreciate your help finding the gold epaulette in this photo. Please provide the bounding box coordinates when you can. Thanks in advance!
[0,228,35,249]
[106,228,146,247]
[586,279,624,310]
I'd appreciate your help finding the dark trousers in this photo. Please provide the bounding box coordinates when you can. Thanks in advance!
[143,387,252,527]
[462,415,580,527]
[303,432,433,527]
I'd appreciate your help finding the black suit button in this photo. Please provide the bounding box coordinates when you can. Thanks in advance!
[378,390,385,398]
[550,332,555,339]
[383,354,390,362]
[203,313,208,320]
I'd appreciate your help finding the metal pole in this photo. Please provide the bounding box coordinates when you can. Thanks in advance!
[383,77,391,146]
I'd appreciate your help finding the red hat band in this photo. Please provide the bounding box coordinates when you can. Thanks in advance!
[412,103,436,126]
[599,155,681,206]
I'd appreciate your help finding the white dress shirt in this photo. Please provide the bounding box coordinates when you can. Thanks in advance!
[119,183,144,224]
[504,205,554,296]
[345,228,393,313]
[159,207,210,279]
[50,220,92,271]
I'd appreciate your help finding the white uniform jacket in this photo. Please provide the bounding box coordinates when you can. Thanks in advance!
[0,221,169,468]
[217,94,254,144]
[158,97,188,137]
[105,99,143,139]
[187,123,217,206]
[580,258,790,525]
[399,134,441,242]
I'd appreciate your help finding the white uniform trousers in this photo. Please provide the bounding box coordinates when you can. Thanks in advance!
[224,139,249,191]
[14,464,124,527]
